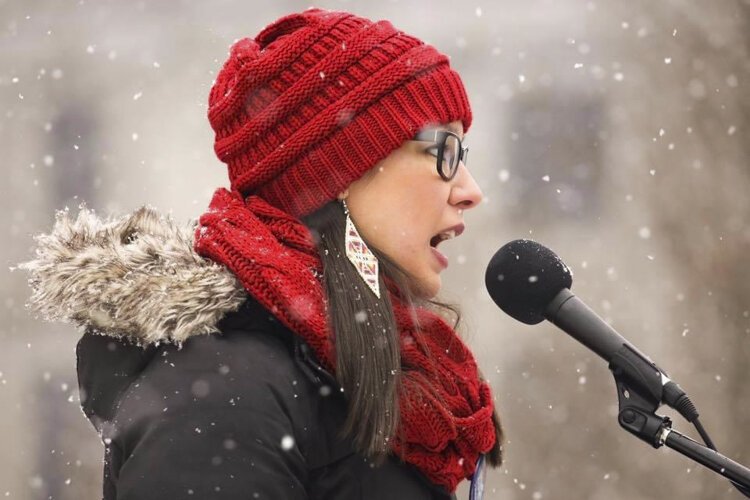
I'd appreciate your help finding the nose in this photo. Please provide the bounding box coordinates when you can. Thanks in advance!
[450,162,484,210]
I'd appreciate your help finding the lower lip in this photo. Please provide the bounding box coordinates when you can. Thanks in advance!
[431,247,449,269]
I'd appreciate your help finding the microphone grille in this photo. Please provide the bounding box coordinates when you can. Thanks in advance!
[484,239,572,325]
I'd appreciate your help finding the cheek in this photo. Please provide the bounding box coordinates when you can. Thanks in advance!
[383,203,442,266]
[352,158,446,255]
[386,194,435,245]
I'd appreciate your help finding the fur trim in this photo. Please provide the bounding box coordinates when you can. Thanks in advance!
[16,204,248,345]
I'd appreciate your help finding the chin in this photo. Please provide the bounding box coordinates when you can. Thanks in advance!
[410,275,441,300]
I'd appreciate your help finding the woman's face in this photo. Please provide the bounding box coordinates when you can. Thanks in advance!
[341,120,484,299]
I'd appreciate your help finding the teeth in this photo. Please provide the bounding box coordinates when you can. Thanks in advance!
[439,230,456,241]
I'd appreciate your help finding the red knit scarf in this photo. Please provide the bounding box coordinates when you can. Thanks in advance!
[194,187,496,493]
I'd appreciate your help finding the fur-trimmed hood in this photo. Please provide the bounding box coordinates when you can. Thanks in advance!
[17,205,249,346]
[16,205,334,437]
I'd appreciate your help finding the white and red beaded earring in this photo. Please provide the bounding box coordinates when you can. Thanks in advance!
[340,198,381,298]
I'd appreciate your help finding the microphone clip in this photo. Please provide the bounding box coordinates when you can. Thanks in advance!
[609,344,672,448]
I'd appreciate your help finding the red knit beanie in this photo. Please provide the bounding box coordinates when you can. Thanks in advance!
[207,8,473,218]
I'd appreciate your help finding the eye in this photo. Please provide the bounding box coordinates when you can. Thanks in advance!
[425,146,439,158]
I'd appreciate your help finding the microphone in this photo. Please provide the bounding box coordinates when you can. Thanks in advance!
[484,239,698,422]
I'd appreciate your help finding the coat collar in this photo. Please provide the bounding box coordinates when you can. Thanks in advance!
[18,205,249,347]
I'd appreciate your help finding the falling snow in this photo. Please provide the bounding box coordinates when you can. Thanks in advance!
[280,435,295,451]
[5,3,749,500]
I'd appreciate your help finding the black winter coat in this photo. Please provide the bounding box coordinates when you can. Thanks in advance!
[22,205,467,499]
[77,295,458,500]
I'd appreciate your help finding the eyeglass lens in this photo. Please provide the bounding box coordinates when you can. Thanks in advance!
[441,134,461,178]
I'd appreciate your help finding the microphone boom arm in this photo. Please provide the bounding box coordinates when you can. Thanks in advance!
[546,288,750,492]
[612,355,750,492]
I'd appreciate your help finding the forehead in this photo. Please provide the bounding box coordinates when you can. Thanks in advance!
[418,122,464,139]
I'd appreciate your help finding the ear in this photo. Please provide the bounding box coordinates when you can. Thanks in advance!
[337,189,349,201]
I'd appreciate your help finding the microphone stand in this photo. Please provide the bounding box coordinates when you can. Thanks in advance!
[609,345,750,492]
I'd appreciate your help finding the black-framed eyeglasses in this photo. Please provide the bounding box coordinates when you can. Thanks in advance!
[413,129,469,181]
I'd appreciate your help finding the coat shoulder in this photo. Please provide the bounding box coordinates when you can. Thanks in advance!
[111,298,321,444]
[99,299,334,498]
[108,297,353,473]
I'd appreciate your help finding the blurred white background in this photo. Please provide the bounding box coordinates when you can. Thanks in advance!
[3,0,749,498]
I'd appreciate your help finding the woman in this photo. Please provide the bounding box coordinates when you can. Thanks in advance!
[20,8,503,499]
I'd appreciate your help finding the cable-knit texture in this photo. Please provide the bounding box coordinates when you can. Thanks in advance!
[206,8,473,218]
[194,188,496,493]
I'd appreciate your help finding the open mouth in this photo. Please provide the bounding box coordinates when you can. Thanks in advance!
[429,229,457,248]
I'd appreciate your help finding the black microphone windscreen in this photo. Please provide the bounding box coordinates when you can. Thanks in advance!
[484,239,573,325]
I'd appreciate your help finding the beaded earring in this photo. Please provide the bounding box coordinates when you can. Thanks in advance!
[341,198,381,298]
